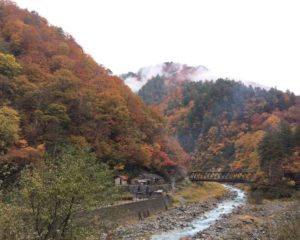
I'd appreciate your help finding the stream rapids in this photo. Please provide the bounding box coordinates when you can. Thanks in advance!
[151,185,246,240]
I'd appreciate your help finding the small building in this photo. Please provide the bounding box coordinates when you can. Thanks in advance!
[131,173,165,185]
[114,175,129,185]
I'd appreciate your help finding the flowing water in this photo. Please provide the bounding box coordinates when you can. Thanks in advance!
[151,185,246,240]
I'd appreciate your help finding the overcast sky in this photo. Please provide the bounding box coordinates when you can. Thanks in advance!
[14,0,300,94]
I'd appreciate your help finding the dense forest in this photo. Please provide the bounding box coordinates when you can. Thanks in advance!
[0,1,191,238]
[138,72,300,183]
[0,1,299,239]
[0,0,190,183]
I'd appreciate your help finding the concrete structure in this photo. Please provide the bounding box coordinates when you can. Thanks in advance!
[79,196,172,224]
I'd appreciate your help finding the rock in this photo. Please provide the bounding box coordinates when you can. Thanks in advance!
[113,186,257,240]
[242,219,254,224]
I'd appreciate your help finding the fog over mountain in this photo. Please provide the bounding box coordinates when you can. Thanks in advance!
[121,62,270,93]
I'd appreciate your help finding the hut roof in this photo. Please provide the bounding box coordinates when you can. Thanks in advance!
[115,175,129,181]
[138,173,163,180]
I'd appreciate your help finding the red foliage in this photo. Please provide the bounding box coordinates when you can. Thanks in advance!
[0,1,189,174]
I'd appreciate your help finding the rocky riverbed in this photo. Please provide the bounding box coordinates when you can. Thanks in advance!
[193,199,300,240]
[110,190,233,240]
[104,186,299,240]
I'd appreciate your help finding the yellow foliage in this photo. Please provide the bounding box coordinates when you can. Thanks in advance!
[233,130,265,170]
[263,114,281,129]
[173,182,227,205]
[0,52,22,77]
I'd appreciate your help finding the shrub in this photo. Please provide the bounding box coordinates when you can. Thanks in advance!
[0,145,117,240]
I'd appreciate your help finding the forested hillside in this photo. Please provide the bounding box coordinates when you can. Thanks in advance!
[138,73,300,181]
[0,1,189,182]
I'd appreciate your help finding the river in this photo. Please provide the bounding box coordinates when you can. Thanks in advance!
[151,185,246,240]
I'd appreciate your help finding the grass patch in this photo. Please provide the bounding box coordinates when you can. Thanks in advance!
[172,181,227,205]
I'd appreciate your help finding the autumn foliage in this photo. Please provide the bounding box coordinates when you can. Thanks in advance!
[0,1,189,178]
[139,74,300,179]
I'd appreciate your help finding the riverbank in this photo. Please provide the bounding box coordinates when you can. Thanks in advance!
[102,183,300,240]
[109,183,231,240]
[172,182,228,206]
[151,185,245,240]
[193,198,300,240]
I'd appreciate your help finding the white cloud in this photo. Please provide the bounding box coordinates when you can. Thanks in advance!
[124,76,144,93]
[139,64,164,81]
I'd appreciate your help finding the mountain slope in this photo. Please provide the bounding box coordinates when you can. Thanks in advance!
[0,1,190,174]
[129,62,300,177]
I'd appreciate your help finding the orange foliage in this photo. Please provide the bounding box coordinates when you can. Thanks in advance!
[0,1,189,174]
[0,144,44,166]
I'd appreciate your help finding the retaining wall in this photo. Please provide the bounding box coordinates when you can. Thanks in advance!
[80,196,172,224]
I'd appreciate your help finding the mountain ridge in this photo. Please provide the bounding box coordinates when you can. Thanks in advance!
[121,62,271,93]
[131,62,300,177]
[121,62,210,92]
